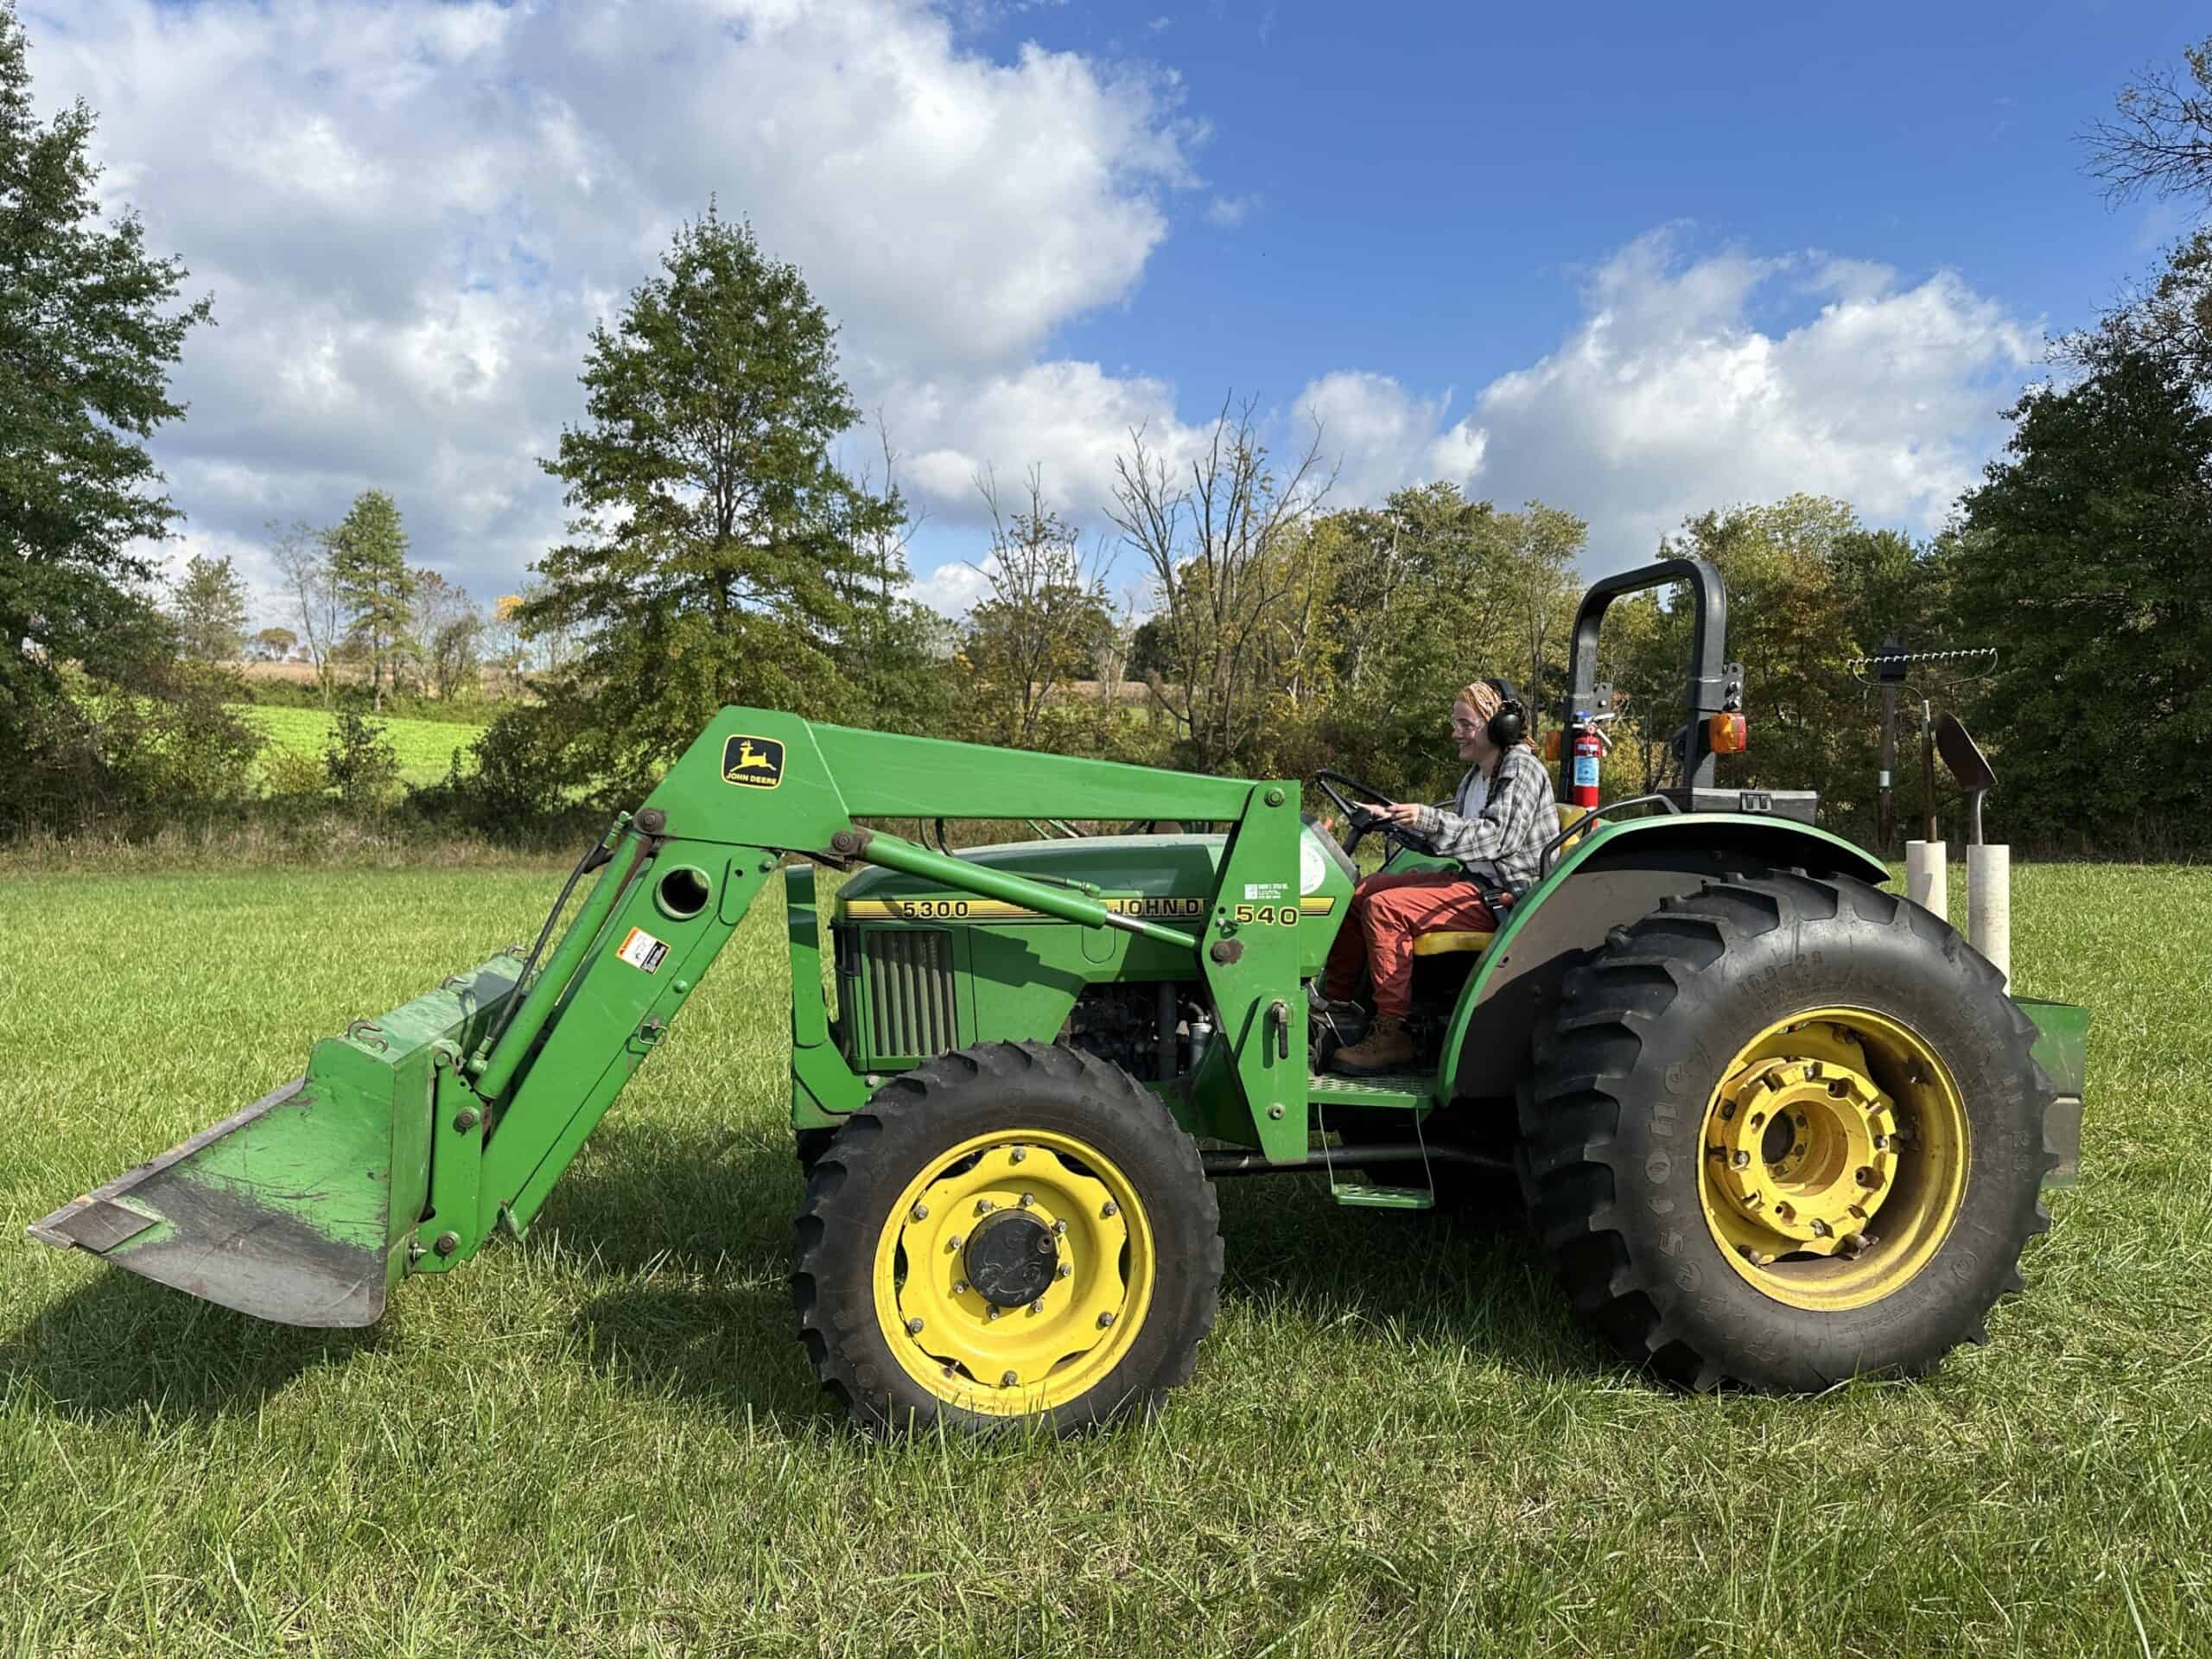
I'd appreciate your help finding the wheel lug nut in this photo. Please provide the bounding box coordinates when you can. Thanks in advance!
[1055,1263,1071,1280]
[909,1202,928,1222]
[1810,1218,1831,1238]
[976,1198,995,1215]
[1019,1192,1035,1209]
[1000,1370,1019,1387]
[1051,1219,1068,1236]
[1097,1311,1116,1329]
[947,1234,964,1251]
[1100,1200,1119,1218]
[1028,1300,1045,1315]
[986,1306,1001,1321]
[905,1316,925,1334]
[1009,1147,1027,1164]
[1731,1150,1750,1168]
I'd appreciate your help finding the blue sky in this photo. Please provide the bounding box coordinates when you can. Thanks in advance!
[22,0,2208,618]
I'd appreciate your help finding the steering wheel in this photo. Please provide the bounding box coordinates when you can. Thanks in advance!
[1313,769,1432,857]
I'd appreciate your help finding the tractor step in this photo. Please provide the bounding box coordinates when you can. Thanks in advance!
[1307,1071,1434,1111]
[1327,1181,1436,1211]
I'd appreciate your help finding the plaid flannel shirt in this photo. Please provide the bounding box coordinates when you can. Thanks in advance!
[1413,745,1558,897]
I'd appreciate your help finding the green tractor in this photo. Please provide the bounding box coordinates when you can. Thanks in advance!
[32,557,2088,1432]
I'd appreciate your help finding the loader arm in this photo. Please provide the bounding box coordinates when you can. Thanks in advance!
[31,709,1312,1327]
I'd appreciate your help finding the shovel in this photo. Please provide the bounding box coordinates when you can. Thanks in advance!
[1935,711,1996,845]
[1934,711,2007,985]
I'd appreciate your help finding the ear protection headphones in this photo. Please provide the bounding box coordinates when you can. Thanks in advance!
[1484,677,1526,749]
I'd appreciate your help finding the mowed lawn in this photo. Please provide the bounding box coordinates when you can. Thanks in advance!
[1,861,2205,1656]
[232,704,485,788]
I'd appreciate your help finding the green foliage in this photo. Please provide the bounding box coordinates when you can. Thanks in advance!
[324,491,415,710]
[958,477,1116,747]
[320,711,402,811]
[405,700,598,840]
[521,207,910,798]
[168,553,249,664]
[0,0,213,830]
[31,662,263,831]
[1953,348,2212,852]
[1315,485,1584,802]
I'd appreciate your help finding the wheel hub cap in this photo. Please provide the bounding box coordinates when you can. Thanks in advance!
[1709,1055,1897,1253]
[963,1210,1060,1307]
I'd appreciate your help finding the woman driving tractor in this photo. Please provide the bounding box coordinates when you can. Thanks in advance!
[1322,677,1560,1076]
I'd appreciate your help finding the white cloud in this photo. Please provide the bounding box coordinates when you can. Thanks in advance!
[889,359,1206,526]
[1206,193,1260,227]
[22,0,1200,619]
[1296,229,2037,567]
[1293,372,1485,505]
[907,556,996,617]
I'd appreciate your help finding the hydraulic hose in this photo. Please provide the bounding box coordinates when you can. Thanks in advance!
[467,815,632,1084]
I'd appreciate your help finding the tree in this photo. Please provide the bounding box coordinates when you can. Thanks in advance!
[1109,398,1333,773]
[958,470,1114,748]
[325,491,413,710]
[410,569,482,702]
[270,518,341,709]
[1312,484,1582,798]
[1952,348,2212,851]
[168,553,249,663]
[2084,35,2212,209]
[0,0,213,826]
[249,626,296,663]
[520,207,907,795]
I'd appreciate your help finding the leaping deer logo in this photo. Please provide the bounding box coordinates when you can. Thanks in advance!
[721,734,785,788]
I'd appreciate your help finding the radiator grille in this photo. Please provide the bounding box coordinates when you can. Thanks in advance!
[862,929,958,1059]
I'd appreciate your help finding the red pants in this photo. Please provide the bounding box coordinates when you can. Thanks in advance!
[1322,871,1501,1020]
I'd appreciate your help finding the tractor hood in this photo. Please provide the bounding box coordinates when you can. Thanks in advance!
[836,828,1357,931]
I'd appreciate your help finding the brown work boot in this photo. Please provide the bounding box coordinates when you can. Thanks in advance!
[1332,1015,1414,1077]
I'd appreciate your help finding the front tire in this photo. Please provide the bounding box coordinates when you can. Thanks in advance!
[1517,867,2056,1391]
[791,1042,1223,1433]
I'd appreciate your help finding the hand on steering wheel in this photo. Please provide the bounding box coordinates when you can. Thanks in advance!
[1313,769,1430,856]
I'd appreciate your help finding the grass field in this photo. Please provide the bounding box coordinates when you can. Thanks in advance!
[232,705,485,788]
[2,861,2205,1656]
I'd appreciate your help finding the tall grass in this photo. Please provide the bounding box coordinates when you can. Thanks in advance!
[0,861,2202,1656]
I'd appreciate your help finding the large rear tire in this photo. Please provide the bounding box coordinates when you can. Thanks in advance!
[792,1042,1223,1433]
[1517,867,2057,1390]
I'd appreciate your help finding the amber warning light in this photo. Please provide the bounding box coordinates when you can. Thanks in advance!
[1709,712,1749,754]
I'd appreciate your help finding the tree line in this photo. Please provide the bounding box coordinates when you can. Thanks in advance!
[3,0,2206,855]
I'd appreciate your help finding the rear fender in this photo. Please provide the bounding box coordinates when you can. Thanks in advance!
[1440,815,1887,1102]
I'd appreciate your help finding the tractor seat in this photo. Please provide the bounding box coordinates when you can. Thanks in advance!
[1410,928,1496,958]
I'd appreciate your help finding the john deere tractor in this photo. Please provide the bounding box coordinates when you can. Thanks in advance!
[32,557,2088,1431]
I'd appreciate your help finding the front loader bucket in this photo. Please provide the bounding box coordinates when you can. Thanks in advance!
[29,950,523,1328]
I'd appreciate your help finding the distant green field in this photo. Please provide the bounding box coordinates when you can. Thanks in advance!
[232,704,483,788]
[0,861,2204,1656]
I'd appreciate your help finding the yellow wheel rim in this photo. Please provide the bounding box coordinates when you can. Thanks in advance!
[1698,1008,1970,1312]
[871,1130,1154,1415]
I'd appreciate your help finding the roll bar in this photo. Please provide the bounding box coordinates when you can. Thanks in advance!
[1558,556,1738,796]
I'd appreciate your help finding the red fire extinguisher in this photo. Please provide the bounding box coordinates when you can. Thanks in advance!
[1570,724,1605,810]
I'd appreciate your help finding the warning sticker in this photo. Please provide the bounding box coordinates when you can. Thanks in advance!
[1243,880,1290,903]
[617,926,669,974]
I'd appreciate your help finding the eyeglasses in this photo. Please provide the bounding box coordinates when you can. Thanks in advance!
[1448,721,1484,735]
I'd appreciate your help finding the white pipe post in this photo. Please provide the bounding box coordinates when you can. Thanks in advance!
[1967,843,2011,988]
[1906,839,1948,922]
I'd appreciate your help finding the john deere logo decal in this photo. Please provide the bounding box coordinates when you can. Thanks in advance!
[721,734,785,789]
